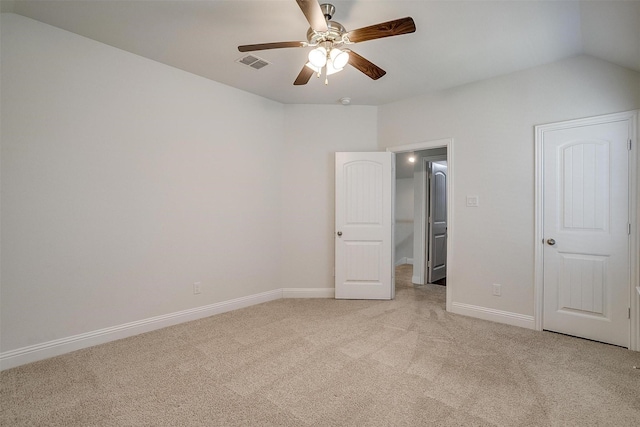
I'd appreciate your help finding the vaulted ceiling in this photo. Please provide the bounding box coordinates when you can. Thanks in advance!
[2,1,639,106]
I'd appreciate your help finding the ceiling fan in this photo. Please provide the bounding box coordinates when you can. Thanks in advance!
[238,0,416,85]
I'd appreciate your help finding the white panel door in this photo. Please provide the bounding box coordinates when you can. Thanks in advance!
[428,163,447,283]
[543,119,630,347]
[335,152,394,299]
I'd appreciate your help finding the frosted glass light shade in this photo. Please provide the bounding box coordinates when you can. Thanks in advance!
[306,59,343,76]
[308,47,327,68]
[326,59,342,75]
[330,48,349,69]
[305,62,321,73]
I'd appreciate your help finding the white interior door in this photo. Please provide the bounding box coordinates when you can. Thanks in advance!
[428,162,447,283]
[542,118,630,347]
[335,152,394,300]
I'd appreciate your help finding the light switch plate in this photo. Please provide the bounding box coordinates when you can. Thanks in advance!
[466,196,479,207]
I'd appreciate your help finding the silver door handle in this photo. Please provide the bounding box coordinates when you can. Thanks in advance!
[337,231,342,236]
[546,238,556,246]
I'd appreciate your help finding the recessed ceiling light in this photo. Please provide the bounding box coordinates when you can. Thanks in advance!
[408,156,415,163]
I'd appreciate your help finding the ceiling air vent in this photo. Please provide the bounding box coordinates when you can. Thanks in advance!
[237,54,270,70]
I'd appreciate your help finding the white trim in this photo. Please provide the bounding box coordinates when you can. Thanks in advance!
[387,138,454,312]
[451,302,535,330]
[534,121,545,331]
[282,288,334,298]
[412,275,421,284]
[388,139,452,153]
[0,287,339,370]
[534,110,639,350]
[391,151,397,300]
[631,111,639,351]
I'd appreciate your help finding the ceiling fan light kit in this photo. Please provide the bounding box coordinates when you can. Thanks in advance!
[237,1,416,86]
[305,43,350,84]
[308,46,327,67]
[330,48,349,69]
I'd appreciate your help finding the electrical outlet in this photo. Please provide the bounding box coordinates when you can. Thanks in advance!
[193,282,202,295]
[492,283,501,296]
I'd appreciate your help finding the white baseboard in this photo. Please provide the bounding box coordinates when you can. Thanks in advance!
[394,257,414,266]
[450,302,535,330]
[1,287,336,370]
[1,291,538,370]
[0,289,283,371]
[282,288,334,298]
[412,275,421,284]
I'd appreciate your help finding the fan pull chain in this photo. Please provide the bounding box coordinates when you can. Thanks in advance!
[324,63,329,85]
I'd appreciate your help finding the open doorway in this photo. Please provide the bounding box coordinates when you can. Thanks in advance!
[395,149,447,283]
[388,139,454,311]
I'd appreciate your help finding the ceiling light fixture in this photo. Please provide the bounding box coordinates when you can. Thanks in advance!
[330,48,349,69]
[408,156,416,163]
[305,44,349,85]
[308,46,327,67]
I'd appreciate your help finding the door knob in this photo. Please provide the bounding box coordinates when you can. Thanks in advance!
[546,238,556,246]
[337,231,342,236]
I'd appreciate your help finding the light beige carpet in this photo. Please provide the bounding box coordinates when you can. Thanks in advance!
[2,265,640,426]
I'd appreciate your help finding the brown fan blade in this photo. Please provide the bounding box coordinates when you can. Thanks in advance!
[346,50,386,80]
[294,65,315,85]
[238,41,306,52]
[346,17,416,43]
[296,0,328,32]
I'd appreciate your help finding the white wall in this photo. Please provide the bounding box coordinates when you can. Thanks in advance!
[379,54,640,318]
[0,14,285,352]
[394,178,414,264]
[280,105,378,290]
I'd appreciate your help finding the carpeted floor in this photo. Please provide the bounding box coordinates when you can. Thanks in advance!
[2,264,639,426]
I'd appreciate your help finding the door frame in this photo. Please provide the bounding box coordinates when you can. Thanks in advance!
[388,138,454,312]
[534,110,639,350]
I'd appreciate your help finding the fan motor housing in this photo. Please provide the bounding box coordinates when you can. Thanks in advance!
[306,21,347,47]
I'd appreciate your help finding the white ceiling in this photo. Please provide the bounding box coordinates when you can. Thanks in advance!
[2,0,639,106]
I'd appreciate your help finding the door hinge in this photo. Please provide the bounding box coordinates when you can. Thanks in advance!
[629,307,631,319]
[629,223,632,235]
[629,139,632,151]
